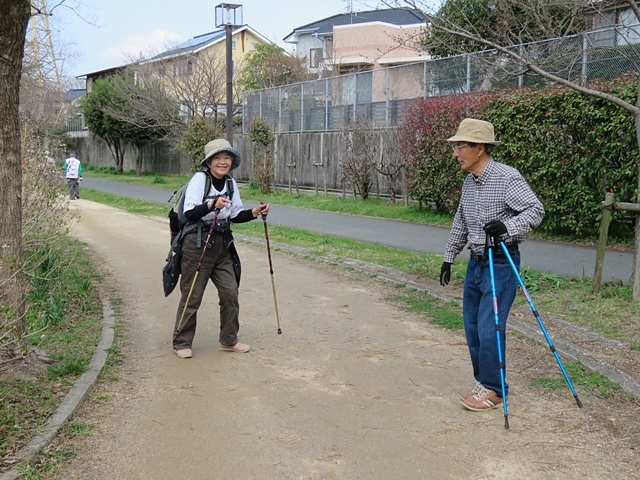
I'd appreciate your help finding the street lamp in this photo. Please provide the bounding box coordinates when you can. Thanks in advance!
[215,3,242,146]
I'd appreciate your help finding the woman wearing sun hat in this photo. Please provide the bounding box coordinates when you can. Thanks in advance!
[172,138,269,359]
[439,118,545,411]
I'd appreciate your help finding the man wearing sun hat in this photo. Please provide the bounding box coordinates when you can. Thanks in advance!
[439,118,545,411]
[172,138,270,359]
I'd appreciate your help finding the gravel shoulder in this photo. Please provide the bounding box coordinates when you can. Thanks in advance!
[43,200,640,479]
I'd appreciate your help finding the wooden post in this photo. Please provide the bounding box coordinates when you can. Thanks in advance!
[634,212,640,301]
[593,192,615,294]
[313,162,321,195]
[287,163,294,194]
[322,163,327,196]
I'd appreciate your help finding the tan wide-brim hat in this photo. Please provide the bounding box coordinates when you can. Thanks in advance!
[200,139,241,170]
[447,118,501,146]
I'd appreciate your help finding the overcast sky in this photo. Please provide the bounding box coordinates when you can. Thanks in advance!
[48,0,437,80]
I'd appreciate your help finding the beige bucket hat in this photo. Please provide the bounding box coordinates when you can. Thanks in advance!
[447,118,501,146]
[200,138,241,170]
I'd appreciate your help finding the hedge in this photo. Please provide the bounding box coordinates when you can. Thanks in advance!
[399,76,639,241]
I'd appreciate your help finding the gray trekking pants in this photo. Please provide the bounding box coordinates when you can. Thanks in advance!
[173,232,240,350]
[67,178,79,198]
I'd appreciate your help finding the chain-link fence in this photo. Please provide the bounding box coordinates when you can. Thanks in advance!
[243,23,640,134]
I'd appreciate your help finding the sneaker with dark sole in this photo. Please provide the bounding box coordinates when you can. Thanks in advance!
[460,382,483,401]
[219,342,250,353]
[462,385,502,411]
[174,348,193,358]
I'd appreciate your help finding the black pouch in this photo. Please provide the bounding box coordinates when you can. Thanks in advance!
[162,232,184,297]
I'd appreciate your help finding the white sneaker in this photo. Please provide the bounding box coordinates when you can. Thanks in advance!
[174,348,193,358]
[219,342,250,353]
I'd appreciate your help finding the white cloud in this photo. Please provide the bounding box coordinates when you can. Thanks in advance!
[100,29,183,63]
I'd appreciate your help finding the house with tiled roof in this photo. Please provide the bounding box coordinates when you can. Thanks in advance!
[284,7,429,77]
[141,25,272,119]
[79,25,272,122]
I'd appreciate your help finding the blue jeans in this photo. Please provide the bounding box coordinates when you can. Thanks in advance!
[463,251,520,397]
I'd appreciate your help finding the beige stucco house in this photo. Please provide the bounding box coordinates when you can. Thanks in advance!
[283,7,429,105]
[140,25,272,119]
[284,8,429,77]
[79,25,272,120]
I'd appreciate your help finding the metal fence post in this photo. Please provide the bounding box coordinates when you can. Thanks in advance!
[353,72,357,123]
[278,86,282,135]
[582,35,588,84]
[300,83,304,133]
[325,77,329,132]
[423,60,428,97]
[466,54,471,93]
[518,46,524,87]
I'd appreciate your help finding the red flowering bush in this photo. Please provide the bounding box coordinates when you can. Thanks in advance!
[399,93,486,213]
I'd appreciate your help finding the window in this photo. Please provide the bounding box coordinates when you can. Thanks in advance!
[324,38,333,58]
[310,48,323,68]
[619,8,640,44]
[179,101,193,122]
[232,40,237,50]
[158,65,166,77]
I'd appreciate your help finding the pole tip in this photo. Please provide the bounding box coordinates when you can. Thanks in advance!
[277,329,282,335]
[504,417,510,430]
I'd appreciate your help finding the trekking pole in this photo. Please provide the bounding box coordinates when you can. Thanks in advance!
[174,210,219,338]
[499,240,583,408]
[260,202,282,335]
[486,234,510,430]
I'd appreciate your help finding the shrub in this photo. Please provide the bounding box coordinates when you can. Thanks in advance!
[399,93,486,212]
[483,77,638,239]
[399,76,638,240]
[179,118,223,171]
[341,116,379,200]
[248,118,275,194]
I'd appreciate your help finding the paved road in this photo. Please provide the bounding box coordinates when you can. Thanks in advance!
[82,177,633,283]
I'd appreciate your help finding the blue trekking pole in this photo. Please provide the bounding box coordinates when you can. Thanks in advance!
[499,240,583,409]
[486,234,510,430]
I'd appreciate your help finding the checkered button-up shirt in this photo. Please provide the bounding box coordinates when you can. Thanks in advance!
[444,159,545,263]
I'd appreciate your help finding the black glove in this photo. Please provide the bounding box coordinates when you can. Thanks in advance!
[483,220,508,239]
[440,262,452,286]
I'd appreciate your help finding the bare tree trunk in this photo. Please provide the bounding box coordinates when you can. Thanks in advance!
[0,0,31,360]
[105,139,126,174]
[135,146,144,176]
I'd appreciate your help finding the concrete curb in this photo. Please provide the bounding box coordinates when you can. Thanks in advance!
[236,234,640,401]
[0,304,115,480]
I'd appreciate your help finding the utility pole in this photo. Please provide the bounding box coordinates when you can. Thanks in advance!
[215,3,242,146]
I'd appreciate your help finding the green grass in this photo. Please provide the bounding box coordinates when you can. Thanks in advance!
[239,187,452,225]
[532,362,620,398]
[0,238,118,472]
[388,294,464,330]
[84,166,190,192]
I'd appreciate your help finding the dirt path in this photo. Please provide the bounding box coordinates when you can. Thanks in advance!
[56,200,638,479]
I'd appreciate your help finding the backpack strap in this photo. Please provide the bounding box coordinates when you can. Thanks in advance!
[223,174,234,199]
[195,170,213,249]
